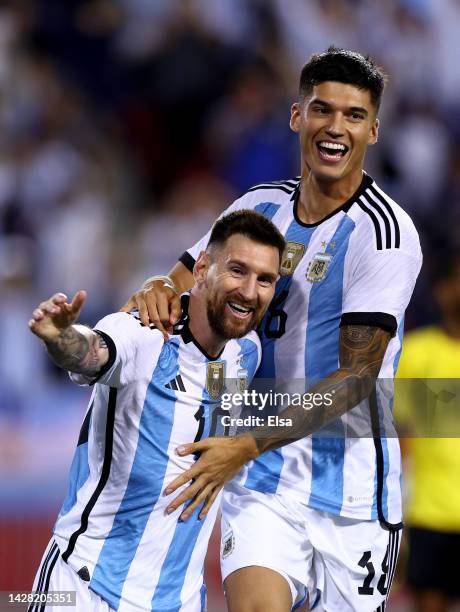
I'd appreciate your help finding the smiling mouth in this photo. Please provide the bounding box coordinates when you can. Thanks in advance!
[227,301,254,319]
[316,141,349,163]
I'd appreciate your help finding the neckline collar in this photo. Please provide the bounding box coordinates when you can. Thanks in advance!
[292,172,374,228]
[173,293,225,361]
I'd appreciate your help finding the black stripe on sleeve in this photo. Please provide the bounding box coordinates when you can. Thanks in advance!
[369,186,401,248]
[89,330,117,385]
[62,387,117,563]
[340,312,397,334]
[247,184,294,195]
[358,198,383,250]
[362,195,392,249]
[179,251,196,272]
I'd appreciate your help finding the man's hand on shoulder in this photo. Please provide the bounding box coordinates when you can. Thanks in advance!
[120,276,183,342]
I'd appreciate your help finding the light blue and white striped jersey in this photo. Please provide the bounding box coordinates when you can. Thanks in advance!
[180,173,422,527]
[53,296,261,611]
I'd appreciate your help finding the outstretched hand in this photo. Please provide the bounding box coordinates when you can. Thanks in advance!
[164,435,259,521]
[120,277,182,342]
[29,291,87,341]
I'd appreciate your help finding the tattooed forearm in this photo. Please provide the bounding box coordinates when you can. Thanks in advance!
[251,325,392,455]
[44,325,109,375]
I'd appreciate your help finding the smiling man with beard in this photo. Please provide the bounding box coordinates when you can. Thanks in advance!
[27,210,284,612]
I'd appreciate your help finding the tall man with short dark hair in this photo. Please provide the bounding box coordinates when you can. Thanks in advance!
[125,47,422,611]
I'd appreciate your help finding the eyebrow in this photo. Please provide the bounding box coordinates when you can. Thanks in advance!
[227,258,278,282]
[310,99,369,117]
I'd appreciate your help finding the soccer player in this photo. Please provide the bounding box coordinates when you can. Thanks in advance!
[124,48,422,611]
[27,210,284,612]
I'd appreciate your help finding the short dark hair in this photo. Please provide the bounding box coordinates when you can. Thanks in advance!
[208,210,285,263]
[299,46,386,111]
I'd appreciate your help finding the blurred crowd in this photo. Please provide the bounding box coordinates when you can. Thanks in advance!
[1,0,460,499]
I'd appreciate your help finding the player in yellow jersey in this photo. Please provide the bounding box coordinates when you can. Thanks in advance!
[395,246,460,612]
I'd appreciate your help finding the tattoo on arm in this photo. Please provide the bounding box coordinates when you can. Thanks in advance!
[45,326,109,376]
[253,325,392,455]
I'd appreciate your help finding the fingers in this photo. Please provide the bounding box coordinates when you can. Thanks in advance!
[198,485,223,520]
[119,280,183,340]
[37,293,68,317]
[180,483,216,521]
[137,296,169,342]
[120,297,136,313]
[164,465,199,496]
[28,292,69,336]
[69,290,87,315]
[156,291,174,332]
[165,476,209,517]
[169,294,182,326]
[175,441,203,457]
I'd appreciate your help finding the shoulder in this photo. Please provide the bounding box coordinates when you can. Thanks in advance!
[95,310,165,347]
[348,178,421,255]
[236,177,299,214]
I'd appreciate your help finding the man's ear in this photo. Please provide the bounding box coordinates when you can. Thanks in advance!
[193,251,210,284]
[290,102,301,133]
[368,118,379,145]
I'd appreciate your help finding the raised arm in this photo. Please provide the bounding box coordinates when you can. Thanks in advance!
[29,291,109,377]
[164,324,391,519]
[120,262,194,339]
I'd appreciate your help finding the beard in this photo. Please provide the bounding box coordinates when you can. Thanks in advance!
[206,289,262,340]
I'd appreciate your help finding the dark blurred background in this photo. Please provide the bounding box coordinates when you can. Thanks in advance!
[1,0,460,610]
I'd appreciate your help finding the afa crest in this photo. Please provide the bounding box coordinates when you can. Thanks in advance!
[306,252,333,283]
[206,361,225,399]
[280,242,305,276]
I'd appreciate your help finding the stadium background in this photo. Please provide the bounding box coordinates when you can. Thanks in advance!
[0,0,459,610]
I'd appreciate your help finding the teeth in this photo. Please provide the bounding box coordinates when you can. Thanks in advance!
[319,142,346,151]
[229,302,250,313]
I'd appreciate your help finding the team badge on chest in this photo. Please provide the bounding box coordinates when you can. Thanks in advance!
[280,241,305,276]
[306,252,333,283]
[206,361,225,399]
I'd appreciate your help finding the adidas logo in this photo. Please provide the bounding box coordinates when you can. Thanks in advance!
[165,374,186,392]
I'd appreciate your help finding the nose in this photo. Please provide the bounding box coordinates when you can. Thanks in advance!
[325,112,345,138]
[238,274,258,303]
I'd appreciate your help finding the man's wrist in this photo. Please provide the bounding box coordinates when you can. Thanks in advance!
[143,275,178,293]
[234,433,260,461]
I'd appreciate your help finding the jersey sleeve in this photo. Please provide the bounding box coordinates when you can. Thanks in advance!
[70,311,163,388]
[341,227,422,334]
[178,193,251,272]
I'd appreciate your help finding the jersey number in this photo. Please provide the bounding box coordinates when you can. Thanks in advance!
[193,404,230,447]
[264,290,288,339]
[358,547,389,596]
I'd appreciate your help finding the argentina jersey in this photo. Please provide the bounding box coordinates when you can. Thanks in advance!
[53,295,261,611]
[180,172,422,527]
